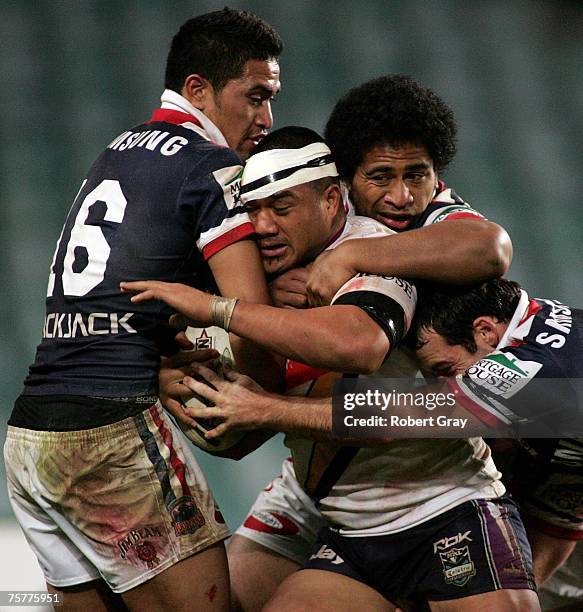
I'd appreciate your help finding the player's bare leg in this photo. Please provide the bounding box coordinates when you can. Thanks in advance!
[263,569,397,612]
[228,534,300,611]
[47,579,127,611]
[428,588,541,611]
[527,525,577,586]
[121,541,230,611]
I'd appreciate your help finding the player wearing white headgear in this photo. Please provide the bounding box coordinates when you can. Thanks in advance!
[122,128,414,376]
[122,126,538,611]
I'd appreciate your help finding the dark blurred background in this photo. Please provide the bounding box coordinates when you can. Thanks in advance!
[2,0,582,526]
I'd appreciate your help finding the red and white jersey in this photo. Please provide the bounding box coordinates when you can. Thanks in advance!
[286,362,504,536]
[285,214,504,536]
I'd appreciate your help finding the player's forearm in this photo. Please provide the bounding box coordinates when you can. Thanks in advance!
[258,394,392,445]
[229,302,389,373]
[345,220,512,283]
[260,394,333,437]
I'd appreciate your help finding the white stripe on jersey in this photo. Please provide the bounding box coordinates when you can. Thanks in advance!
[160,89,229,147]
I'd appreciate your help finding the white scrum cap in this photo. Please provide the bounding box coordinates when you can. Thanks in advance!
[240,142,338,203]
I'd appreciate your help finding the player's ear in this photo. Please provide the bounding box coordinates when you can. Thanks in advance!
[181,74,214,110]
[472,316,500,349]
[322,182,342,217]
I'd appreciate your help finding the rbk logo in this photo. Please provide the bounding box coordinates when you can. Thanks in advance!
[433,530,473,553]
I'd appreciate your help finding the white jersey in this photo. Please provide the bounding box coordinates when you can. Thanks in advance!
[285,214,505,536]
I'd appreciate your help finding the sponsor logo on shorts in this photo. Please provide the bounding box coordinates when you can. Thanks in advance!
[309,545,344,565]
[168,496,206,536]
[135,541,160,568]
[433,530,473,553]
[438,545,476,587]
[117,524,163,566]
[243,511,299,535]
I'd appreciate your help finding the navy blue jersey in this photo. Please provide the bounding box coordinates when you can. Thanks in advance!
[451,291,583,431]
[22,107,253,397]
[450,291,583,537]
[414,181,486,229]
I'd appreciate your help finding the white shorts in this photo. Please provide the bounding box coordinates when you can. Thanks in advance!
[234,457,326,565]
[4,403,229,593]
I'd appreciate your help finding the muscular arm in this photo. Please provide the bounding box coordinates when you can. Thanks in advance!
[123,281,392,374]
[307,219,513,305]
[183,365,336,440]
[350,219,512,281]
[228,302,389,373]
[182,365,498,442]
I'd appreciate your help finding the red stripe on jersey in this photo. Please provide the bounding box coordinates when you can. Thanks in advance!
[202,222,256,261]
[447,378,507,428]
[522,299,543,322]
[525,515,583,541]
[509,300,543,348]
[441,211,486,221]
[148,108,204,128]
[286,360,329,391]
[149,405,191,497]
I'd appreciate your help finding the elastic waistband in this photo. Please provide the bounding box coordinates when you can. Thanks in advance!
[6,402,164,447]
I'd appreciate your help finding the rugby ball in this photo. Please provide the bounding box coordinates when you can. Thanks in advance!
[178,326,245,453]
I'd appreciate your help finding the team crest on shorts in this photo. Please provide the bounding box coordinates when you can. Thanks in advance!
[439,546,476,587]
[169,496,206,536]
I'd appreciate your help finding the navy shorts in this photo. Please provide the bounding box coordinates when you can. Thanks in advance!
[303,496,536,602]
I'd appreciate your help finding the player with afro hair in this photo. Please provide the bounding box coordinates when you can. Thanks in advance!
[305,74,512,306]
[325,74,457,180]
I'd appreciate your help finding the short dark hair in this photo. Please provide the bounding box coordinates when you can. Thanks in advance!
[325,75,457,179]
[252,126,339,192]
[413,278,522,353]
[165,8,283,94]
[253,125,325,153]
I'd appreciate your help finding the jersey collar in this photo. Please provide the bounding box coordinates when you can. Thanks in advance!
[150,89,229,148]
[496,289,541,349]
